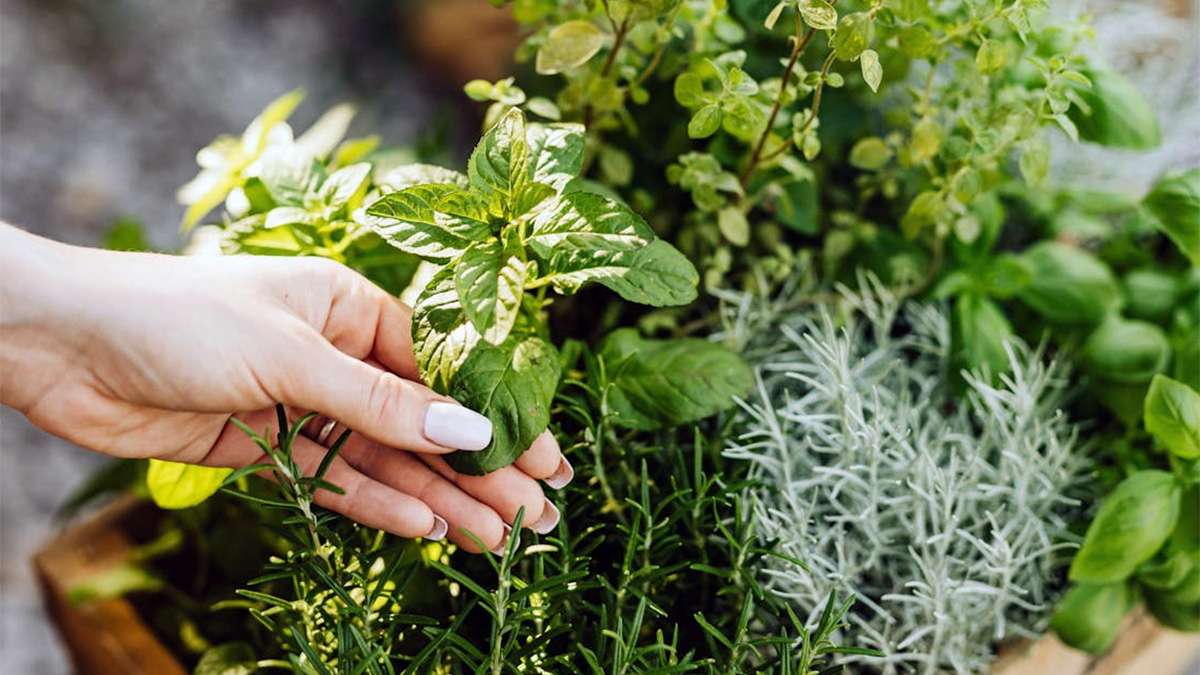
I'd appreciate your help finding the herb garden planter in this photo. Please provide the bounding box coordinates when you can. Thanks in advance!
[32,0,1200,672]
[36,497,1200,675]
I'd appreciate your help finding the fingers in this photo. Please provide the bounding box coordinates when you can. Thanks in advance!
[205,411,444,540]
[513,431,573,489]
[280,345,492,454]
[419,454,560,535]
[337,435,509,553]
[320,262,422,381]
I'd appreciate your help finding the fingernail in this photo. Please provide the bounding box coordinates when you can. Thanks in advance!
[424,402,492,451]
[491,525,513,556]
[544,458,574,490]
[531,500,560,535]
[427,515,448,541]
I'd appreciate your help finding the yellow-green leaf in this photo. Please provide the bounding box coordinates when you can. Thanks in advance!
[536,21,607,75]
[860,49,882,93]
[146,460,233,510]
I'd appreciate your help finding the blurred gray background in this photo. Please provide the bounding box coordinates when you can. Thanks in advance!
[0,0,460,671]
[1,0,1197,673]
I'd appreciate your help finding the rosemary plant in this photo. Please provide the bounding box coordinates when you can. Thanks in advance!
[719,279,1093,674]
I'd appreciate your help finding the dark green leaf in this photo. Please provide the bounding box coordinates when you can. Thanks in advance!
[445,328,561,474]
[1070,470,1182,583]
[598,328,753,430]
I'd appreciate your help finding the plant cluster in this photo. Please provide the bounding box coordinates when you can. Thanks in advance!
[66,0,1200,672]
[719,279,1091,674]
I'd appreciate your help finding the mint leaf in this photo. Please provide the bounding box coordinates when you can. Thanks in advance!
[445,327,561,475]
[260,146,321,207]
[455,237,528,346]
[314,162,371,212]
[468,107,529,202]
[538,239,698,306]
[527,192,655,258]
[598,328,753,430]
[364,184,490,262]
[1144,375,1200,460]
[376,164,470,192]
[412,268,482,392]
[525,122,586,191]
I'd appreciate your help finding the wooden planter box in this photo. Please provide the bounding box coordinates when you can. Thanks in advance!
[35,495,1200,675]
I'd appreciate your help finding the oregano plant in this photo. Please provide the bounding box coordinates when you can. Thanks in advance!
[363,108,699,473]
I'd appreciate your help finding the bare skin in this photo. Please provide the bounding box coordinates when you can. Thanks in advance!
[0,222,572,553]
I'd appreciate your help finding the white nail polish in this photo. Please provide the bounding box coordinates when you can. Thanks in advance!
[427,515,448,541]
[491,525,513,556]
[424,402,492,450]
[545,458,574,490]
[532,500,560,535]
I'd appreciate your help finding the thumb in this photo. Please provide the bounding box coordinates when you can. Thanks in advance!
[280,340,493,454]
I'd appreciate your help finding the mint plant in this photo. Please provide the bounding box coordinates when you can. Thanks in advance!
[363,107,699,473]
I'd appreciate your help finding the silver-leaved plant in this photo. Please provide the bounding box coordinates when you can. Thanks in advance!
[718,278,1093,675]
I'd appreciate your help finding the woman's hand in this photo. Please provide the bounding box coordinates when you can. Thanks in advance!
[0,223,572,553]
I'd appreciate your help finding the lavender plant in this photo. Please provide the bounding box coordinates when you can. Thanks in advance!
[720,279,1092,674]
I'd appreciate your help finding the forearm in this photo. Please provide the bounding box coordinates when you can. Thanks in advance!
[0,223,85,413]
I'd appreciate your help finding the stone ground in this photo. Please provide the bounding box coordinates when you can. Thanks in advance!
[0,0,456,671]
[1,0,1197,673]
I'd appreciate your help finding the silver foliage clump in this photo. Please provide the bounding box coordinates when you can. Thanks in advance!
[719,281,1091,674]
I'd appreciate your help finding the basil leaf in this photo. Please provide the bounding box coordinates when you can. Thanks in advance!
[1050,582,1136,654]
[146,459,233,510]
[364,184,490,263]
[525,122,585,192]
[951,294,1014,380]
[1081,317,1171,386]
[1144,375,1200,460]
[538,239,699,307]
[1067,68,1162,151]
[598,328,753,430]
[445,328,561,475]
[1143,168,1200,266]
[1015,242,1120,325]
[412,267,482,392]
[1144,589,1200,632]
[468,107,529,201]
[1069,470,1182,583]
[527,192,655,258]
[454,238,528,346]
